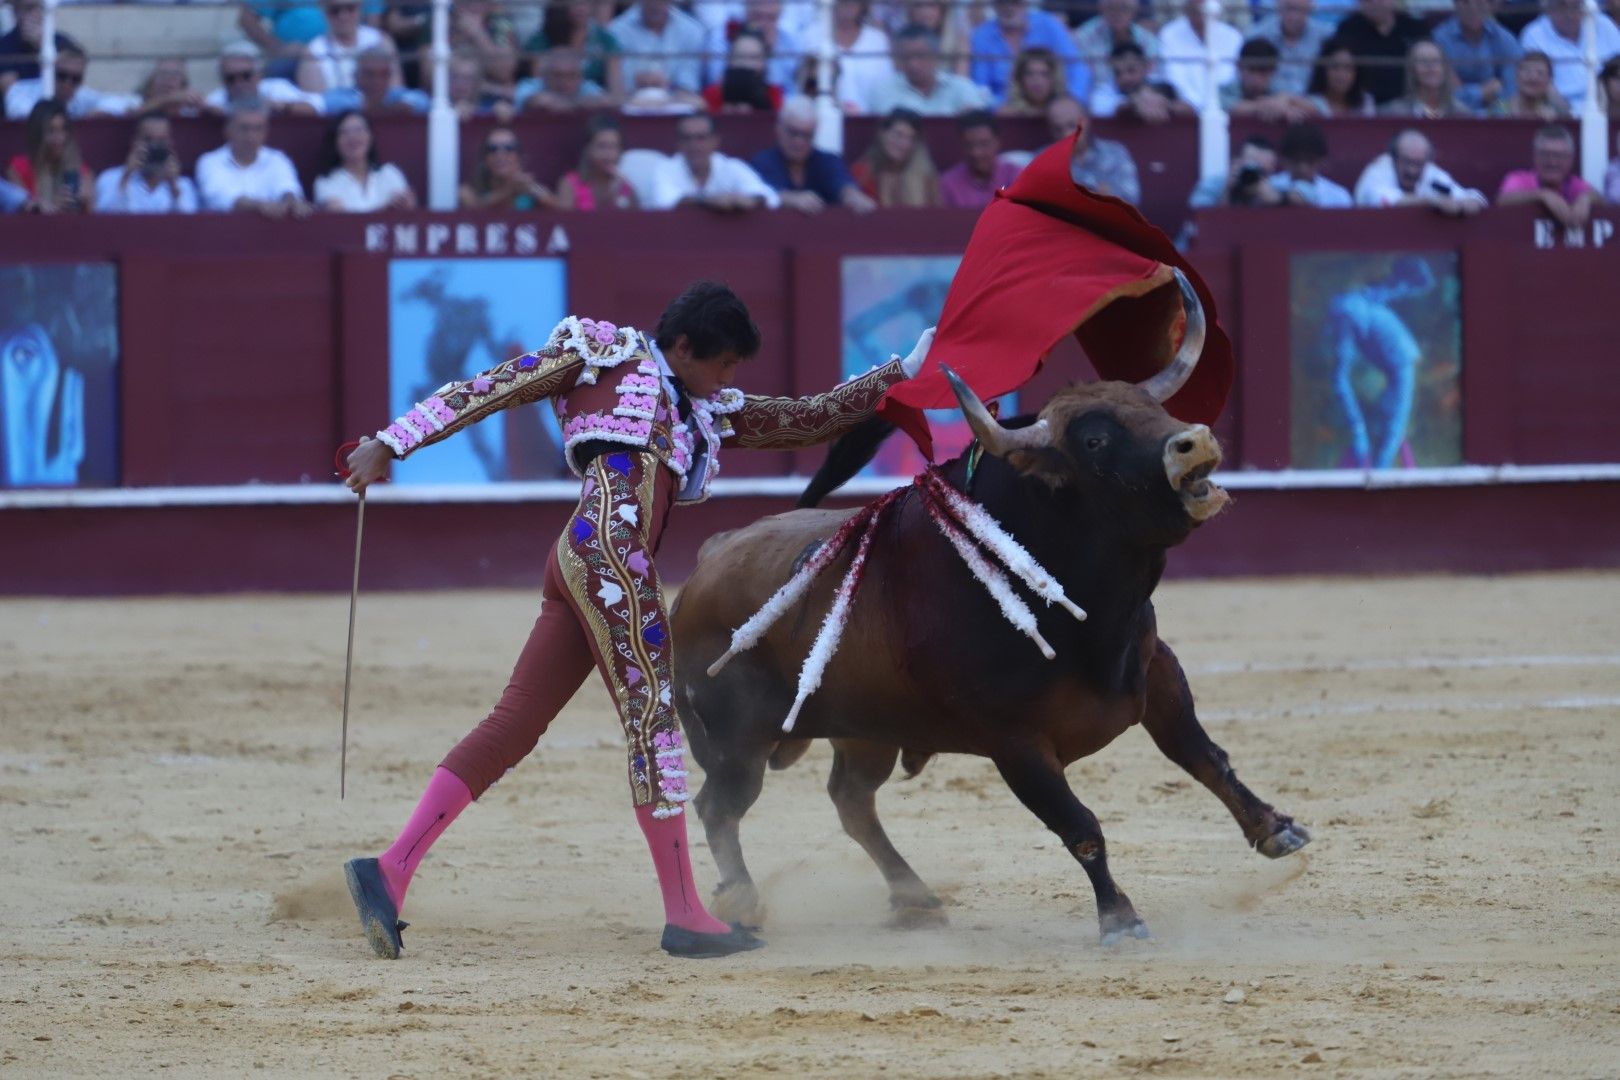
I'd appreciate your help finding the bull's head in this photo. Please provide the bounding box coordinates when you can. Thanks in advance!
[943,270,1229,538]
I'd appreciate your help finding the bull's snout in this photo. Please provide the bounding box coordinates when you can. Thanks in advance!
[1163,424,1229,522]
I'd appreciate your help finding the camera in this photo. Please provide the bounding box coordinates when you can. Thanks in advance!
[1233,164,1264,188]
[145,144,170,168]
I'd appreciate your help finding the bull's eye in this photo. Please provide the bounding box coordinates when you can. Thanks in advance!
[1084,435,1106,452]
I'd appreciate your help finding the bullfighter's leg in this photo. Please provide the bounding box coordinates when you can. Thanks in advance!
[992,742,1148,945]
[827,738,945,926]
[1142,641,1311,858]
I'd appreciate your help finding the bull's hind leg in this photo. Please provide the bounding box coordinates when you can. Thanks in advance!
[684,702,773,930]
[827,739,946,927]
[1143,641,1311,858]
[993,743,1148,945]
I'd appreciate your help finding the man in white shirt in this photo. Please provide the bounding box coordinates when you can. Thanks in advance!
[1157,0,1243,110]
[4,43,137,120]
[648,112,779,210]
[206,40,323,116]
[194,100,312,216]
[1354,129,1487,214]
[95,114,199,214]
[1518,0,1620,110]
[868,24,988,116]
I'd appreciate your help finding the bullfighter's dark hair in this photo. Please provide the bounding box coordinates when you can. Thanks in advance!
[655,281,762,361]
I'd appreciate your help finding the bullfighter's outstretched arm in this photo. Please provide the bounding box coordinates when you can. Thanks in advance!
[373,317,643,460]
[726,359,909,450]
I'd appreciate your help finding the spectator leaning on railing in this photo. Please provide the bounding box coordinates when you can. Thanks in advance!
[1332,0,1430,105]
[1493,49,1571,115]
[195,99,312,217]
[1380,39,1478,117]
[1157,0,1244,111]
[95,113,199,214]
[648,109,779,210]
[1353,128,1487,215]
[938,108,1023,209]
[0,0,81,99]
[1073,0,1161,96]
[1247,0,1332,97]
[850,106,942,206]
[1270,122,1353,207]
[1497,123,1598,230]
[971,0,1090,109]
[556,113,639,210]
[869,23,989,115]
[1517,0,1620,112]
[208,41,323,117]
[313,109,417,211]
[5,99,93,213]
[5,42,138,121]
[1189,134,1283,209]
[458,126,558,209]
[1433,0,1522,113]
[1092,41,1192,122]
[749,96,878,212]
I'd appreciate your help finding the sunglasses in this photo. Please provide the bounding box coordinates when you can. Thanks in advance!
[486,141,519,153]
[223,69,256,83]
[780,125,815,139]
[56,70,84,85]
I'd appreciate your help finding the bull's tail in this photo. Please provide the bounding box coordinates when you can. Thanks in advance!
[768,738,812,771]
[899,749,935,779]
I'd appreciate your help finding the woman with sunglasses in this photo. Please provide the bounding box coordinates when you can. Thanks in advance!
[339,281,932,960]
[458,126,558,209]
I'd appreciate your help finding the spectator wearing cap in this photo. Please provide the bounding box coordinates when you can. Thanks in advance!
[870,24,988,115]
[95,113,200,214]
[1332,0,1430,105]
[195,99,312,216]
[207,41,323,116]
[1380,40,1477,117]
[1220,38,1324,121]
[647,110,779,210]
[1433,0,1522,112]
[1497,123,1598,230]
[938,109,1022,209]
[1517,0,1620,112]
[0,0,82,98]
[749,96,878,212]
[609,0,708,98]
[299,0,393,93]
[1353,128,1487,214]
[1247,0,1332,96]
[1073,0,1160,95]
[1047,94,1139,205]
[1091,41,1191,122]
[971,0,1090,109]
[1269,123,1352,208]
[1157,0,1244,111]
[324,46,428,113]
[1492,49,1571,116]
[4,42,139,120]
[313,109,416,211]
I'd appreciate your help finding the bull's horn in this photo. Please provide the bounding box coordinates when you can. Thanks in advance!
[941,364,1049,457]
[1137,268,1207,404]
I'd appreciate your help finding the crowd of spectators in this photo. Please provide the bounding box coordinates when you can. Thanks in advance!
[1,0,1619,220]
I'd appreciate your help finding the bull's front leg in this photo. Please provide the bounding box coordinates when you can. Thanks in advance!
[992,743,1150,945]
[1143,641,1311,858]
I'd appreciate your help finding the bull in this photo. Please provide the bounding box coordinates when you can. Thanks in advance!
[670,277,1311,943]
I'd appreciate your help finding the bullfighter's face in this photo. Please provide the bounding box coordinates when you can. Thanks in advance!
[667,334,745,398]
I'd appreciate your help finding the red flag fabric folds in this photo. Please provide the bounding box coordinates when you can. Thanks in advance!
[878,132,1235,460]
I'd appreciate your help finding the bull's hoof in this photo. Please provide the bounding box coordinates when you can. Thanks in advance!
[1099,913,1152,947]
[1257,822,1312,859]
[887,903,949,930]
[711,880,766,931]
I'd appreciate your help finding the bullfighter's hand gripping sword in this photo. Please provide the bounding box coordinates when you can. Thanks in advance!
[334,440,366,800]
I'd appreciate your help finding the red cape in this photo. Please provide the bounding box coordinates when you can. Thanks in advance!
[877,132,1235,460]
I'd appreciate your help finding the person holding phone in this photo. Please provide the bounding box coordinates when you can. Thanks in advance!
[95,113,200,214]
[4,99,94,214]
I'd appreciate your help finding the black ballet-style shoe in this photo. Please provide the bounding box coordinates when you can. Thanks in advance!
[659,923,765,959]
[344,857,408,959]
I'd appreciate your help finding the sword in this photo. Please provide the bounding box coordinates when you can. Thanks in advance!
[334,440,366,800]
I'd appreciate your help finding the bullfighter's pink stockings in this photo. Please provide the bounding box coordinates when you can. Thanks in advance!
[636,803,732,934]
[377,767,472,912]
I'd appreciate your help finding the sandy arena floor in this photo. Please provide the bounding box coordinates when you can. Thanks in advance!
[2,573,1617,1078]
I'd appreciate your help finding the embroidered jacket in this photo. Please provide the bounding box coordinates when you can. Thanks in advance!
[376,315,906,503]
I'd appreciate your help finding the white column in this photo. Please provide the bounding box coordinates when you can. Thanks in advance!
[813,0,843,154]
[1579,0,1606,187]
[426,0,459,211]
[1198,0,1229,183]
[40,0,57,99]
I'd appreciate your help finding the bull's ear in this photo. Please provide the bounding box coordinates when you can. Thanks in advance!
[1007,446,1071,488]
